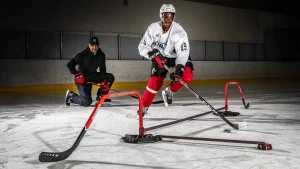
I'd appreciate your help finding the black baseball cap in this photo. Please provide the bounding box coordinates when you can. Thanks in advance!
[89,36,99,46]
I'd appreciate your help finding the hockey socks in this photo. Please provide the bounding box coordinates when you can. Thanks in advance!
[142,76,164,107]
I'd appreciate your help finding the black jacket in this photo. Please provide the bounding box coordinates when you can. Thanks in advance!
[67,47,107,83]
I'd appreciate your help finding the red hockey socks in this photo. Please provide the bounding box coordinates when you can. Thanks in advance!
[142,76,164,107]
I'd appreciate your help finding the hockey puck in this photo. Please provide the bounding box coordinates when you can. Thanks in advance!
[223,129,231,133]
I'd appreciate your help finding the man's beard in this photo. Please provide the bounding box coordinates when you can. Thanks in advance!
[92,50,97,55]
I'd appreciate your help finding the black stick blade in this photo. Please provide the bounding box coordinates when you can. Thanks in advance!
[39,128,86,162]
[233,124,239,129]
[39,150,71,162]
[244,102,250,109]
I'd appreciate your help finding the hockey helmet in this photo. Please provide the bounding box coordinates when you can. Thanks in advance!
[159,4,176,18]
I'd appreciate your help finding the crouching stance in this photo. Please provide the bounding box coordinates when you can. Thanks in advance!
[138,4,194,116]
[65,36,115,107]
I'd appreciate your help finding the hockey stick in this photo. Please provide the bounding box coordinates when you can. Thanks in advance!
[243,99,250,109]
[145,107,225,132]
[39,128,86,162]
[164,64,239,130]
[86,81,164,104]
[39,94,108,162]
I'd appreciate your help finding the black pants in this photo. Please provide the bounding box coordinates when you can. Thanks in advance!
[71,73,115,107]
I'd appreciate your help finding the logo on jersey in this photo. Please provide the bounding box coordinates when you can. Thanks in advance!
[172,29,185,38]
[181,42,187,51]
[151,41,167,50]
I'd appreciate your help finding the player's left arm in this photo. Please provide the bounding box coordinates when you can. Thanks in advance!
[174,31,190,66]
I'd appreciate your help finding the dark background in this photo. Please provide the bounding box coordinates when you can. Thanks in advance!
[186,0,300,18]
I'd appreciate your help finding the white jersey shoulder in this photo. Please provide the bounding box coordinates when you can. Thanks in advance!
[138,21,190,66]
[148,21,187,41]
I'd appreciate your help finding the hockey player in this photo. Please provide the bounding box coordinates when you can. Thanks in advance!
[65,36,115,107]
[138,4,194,116]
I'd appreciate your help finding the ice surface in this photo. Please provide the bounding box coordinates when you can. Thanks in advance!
[1,83,300,169]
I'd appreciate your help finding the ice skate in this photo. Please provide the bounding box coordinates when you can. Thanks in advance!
[96,94,111,107]
[137,106,149,119]
[162,86,173,107]
[65,90,74,106]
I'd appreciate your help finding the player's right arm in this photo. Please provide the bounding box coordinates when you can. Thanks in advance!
[138,25,154,60]
[67,53,81,74]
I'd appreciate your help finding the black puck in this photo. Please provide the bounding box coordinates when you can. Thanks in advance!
[223,129,231,133]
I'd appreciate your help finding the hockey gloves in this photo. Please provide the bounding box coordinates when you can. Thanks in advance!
[99,79,110,93]
[148,49,165,68]
[170,64,184,81]
[74,72,85,84]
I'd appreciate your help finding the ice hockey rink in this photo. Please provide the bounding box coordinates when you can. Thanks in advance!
[1,82,300,169]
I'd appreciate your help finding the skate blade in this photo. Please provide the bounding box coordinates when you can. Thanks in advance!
[162,90,169,107]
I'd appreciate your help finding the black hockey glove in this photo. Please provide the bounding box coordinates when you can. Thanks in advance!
[170,64,184,81]
[148,49,165,68]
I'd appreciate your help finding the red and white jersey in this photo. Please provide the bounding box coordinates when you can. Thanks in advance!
[138,21,190,66]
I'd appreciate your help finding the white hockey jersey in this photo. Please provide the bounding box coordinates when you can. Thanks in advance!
[138,21,190,66]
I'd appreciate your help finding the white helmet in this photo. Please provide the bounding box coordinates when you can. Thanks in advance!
[159,4,176,18]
